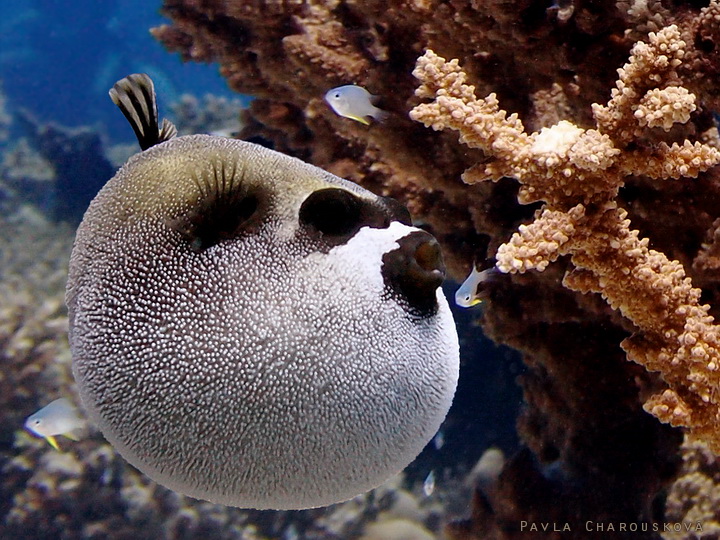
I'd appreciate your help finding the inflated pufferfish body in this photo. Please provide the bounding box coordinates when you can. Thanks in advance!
[67,75,459,510]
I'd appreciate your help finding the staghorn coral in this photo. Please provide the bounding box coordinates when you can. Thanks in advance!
[410,26,720,453]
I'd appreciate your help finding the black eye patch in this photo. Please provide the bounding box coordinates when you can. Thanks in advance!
[299,188,362,238]
[299,188,412,247]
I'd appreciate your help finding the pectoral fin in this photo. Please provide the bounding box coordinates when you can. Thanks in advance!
[45,435,60,451]
[347,114,371,126]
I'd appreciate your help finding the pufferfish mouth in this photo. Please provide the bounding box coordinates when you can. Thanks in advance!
[381,230,446,316]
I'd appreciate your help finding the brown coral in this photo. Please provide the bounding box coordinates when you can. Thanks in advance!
[411,26,720,453]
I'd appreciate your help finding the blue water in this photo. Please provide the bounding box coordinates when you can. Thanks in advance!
[0,0,238,143]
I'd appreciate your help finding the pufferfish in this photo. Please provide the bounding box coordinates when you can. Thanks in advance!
[66,74,459,510]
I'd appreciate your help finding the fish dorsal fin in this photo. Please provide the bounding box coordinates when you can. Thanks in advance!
[109,73,177,150]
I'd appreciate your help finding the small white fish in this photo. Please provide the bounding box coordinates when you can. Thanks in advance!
[283,524,299,540]
[423,470,436,497]
[433,430,445,450]
[324,85,389,125]
[455,267,496,308]
[24,398,84,450]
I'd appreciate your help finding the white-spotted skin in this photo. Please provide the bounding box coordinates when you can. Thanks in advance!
[67,135,459,510]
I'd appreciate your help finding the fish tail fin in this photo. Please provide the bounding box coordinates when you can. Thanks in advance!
[372,108,390,123]
[45,435,60,451]
[109,73,177,150]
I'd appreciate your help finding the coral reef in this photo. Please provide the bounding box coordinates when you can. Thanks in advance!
[0,210,74,451]
[410,26,720,452]
[169,93,245,137]
[11,112,113,224]
[153,0,720,537]
[4,425,446,540]
[664,436,720,539]
[0,140,56,213]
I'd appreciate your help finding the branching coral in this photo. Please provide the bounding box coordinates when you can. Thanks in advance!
[411,25,720,452]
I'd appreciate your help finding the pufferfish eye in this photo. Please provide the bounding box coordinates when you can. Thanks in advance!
[299,188,362,237]
[299,188,414,243]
